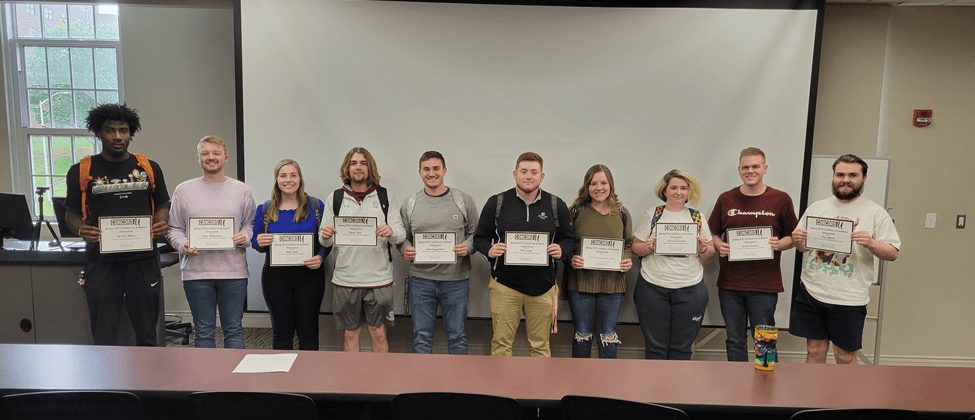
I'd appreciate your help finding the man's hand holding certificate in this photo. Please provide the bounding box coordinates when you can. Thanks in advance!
[413,232,457,264]
[503,231,550,266]
[805,216,853,254]
[334,216,379,246]
[727,226,774,261]
[188,217,236,250]
[98,216,152,254]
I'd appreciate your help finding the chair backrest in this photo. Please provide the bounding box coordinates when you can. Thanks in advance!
[0,390,142,420]
[790,408,919,420]
[187,391,317,420]
[560,395,688,420]
[392,392,521,420]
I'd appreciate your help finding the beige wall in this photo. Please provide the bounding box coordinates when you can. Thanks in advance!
[116,4,236,313]
[804,5,975,363]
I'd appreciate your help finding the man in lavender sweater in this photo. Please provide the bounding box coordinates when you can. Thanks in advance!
[167,136,255,348]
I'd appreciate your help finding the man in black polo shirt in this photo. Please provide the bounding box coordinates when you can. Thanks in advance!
[474,152,573,357]
[64,103,170,346]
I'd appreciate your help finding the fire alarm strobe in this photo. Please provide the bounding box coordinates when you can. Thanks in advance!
[913,109,932,127]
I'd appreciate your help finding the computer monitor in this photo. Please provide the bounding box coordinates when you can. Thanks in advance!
[51,196,78,239]
[0,193,34,244]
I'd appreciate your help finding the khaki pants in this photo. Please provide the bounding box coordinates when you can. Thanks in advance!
[488,278,554,357]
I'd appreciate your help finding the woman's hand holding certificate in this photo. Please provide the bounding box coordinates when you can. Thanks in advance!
[579,237,624,271]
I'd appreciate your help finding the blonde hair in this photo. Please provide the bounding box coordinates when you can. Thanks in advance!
[265,159,309,223]
[655,169,702,206]
[197,135,227,153]
[739,147,766,163]
[340,147,381,186]
[571,164,623,214]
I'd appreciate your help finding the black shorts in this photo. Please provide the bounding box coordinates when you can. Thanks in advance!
[789,282,866,352]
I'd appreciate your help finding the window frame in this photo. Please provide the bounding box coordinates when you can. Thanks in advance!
[2,2,124,218]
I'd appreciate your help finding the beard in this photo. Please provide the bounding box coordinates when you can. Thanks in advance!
[832,181,863,200]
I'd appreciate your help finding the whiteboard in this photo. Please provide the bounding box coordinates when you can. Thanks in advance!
[238,1,821,327]
[804,155,891,285]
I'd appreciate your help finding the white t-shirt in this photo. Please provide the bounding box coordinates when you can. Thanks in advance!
[633,206,713,289]
[798,196,901,306]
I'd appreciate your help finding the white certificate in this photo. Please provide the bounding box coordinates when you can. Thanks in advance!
[98,216,152,254]
[414,232,457,264]
[805,216,853,254]
[654,222,699,256]
[270,234,314,266]
[334,216,378,246]
[727,226,774,261]
[188,217,235,250]
[580,237,623,271]
[504,231,550,266]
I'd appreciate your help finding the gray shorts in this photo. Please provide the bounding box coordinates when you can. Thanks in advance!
[332,284,394,330]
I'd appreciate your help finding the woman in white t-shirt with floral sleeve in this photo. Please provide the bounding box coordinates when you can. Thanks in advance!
[631,169,716,360]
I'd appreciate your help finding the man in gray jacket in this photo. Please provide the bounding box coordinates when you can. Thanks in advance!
[400,151,479,354]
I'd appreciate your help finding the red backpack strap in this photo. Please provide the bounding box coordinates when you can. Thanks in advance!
[79,155,93,221]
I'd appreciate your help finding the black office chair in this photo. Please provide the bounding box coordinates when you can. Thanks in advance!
[392,392,521,420]
[560,395,688,420]
[789,408,919,420]
[0,390,142,420]
[187,391,317,420]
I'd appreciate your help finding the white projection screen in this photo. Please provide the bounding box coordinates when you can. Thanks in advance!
[239,0,822,328]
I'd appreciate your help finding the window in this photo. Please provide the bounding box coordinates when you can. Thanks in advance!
[3,3,122,218]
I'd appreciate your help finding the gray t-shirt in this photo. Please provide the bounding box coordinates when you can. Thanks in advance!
[400,188,479,281]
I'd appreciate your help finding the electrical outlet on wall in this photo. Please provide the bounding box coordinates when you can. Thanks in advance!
[924,213,937,229]
[958,215,967,229]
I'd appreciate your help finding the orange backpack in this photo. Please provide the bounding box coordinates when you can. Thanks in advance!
[78,153,156,221]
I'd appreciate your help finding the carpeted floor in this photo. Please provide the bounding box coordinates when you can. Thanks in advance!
[164,325,281,349]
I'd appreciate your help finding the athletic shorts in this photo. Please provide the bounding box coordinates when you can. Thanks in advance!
[789,282,866,352]
[332,284,394,330]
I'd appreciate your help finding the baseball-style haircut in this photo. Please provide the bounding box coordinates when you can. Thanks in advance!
[515,151,543,170]
[85,103,142,135]
[340,146,382,186]
[197,135,227,153]
[832,153,869,176]
[266,159,309,223]
[739,147,766,163]
[655,169,703,206]
[418,150,446,168]
[571,164,623,214]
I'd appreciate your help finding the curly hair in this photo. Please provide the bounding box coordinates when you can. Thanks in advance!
[85,103,141,135]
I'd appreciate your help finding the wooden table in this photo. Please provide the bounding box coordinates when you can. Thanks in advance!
[1,344,973,418]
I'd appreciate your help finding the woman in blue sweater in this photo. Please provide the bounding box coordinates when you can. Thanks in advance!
[252,159,327,350]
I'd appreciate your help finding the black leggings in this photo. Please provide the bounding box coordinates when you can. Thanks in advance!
[261,264,326,350]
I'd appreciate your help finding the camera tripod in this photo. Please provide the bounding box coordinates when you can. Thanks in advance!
[29,187,63,251]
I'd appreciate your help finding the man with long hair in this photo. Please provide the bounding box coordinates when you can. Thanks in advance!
[319,147,405,352]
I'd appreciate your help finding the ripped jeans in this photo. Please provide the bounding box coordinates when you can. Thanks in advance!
[567,290,624,358]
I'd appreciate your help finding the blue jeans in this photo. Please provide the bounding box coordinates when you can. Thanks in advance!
[567,291,624,358]
[183,278,247,349]
[719,288,777,362]
[633,277,708,360]
[409,277,469,354]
